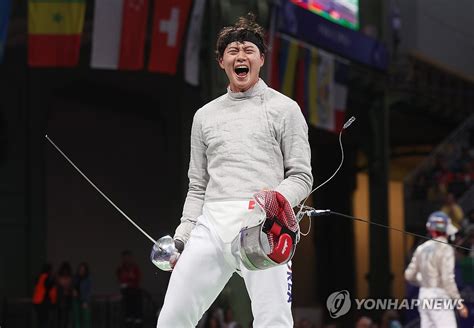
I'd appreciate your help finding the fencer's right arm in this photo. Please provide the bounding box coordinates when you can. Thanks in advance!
[404,248,421,286]
[174,111,209,246]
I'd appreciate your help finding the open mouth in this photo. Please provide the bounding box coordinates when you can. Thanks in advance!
[234,65,249,77]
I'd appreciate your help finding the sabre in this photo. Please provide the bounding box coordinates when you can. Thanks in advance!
[45,135,157,245]
[45,135,179,271]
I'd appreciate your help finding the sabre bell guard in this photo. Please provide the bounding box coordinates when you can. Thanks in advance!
[150,235,181,271]
[237,191,299,270]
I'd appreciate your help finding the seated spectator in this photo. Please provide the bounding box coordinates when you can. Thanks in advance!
[427,184,447,203]
[440,193,464,229]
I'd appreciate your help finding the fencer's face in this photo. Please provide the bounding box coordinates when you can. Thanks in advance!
[218,41,264,92]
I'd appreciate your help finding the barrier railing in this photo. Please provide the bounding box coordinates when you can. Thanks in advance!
[1,290,158,328]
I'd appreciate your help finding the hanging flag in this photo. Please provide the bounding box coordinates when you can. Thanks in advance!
[295,45,309,118]
[0,0,11,63]
[314,49,335,131]
[277,38,289,90]
[184,0,206,85]
[148,0,192,74]
[307,47,318,127]
[269,35,281,90]
[334,59,349,132]
[280,38,298,98]
[28,0,86,67]
[91,0,149,70]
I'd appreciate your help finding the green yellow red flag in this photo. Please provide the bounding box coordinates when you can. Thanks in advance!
[28,0,85,67]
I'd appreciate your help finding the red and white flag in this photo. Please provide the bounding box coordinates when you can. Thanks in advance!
[148,0,192,74]
[91,0,148,70]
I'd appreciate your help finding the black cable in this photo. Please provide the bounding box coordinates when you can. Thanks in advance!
[328,210,473,252]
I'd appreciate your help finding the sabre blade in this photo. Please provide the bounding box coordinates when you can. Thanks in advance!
[45,135,156,244]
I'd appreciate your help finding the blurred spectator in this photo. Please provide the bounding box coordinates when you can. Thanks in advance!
[460,226,474,259]
[412,174,429,200]
[206,316,221,328]
[440,193,464,229]
[355,315,373,328]
[32,263,57,328]
[296,317,315,328]
[462,209,474,230]
[223,307,239,328]
[322,322,338,328]
[380,310,402,328]
[117,250,143,327]
[73,262,92,328]
[57,261,74,328]
[203,307,224,328]
[427,156,451,202]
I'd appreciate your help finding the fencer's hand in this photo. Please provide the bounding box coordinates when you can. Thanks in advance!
[170,239,185,269]
[174,239,185,253]
[458,303,468,318]
[169,254,180,269]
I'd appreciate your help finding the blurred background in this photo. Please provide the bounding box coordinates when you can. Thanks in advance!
[0,0,473,327]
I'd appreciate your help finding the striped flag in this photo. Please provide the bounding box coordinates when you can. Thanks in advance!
[148,0,192,74]
[269,35,281,90]
[184,0,206,85]
[280,38,299,98]
[334,59,349,132]
[28,0,86,67]
[307,47,318,127]
[308,50,349,133]
[295,45,309,119]
[314,49,335,131]
[91,0,149,70]
[0,0,11,63]
[270,34,349,133]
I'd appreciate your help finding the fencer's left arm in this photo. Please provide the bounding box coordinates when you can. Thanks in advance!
[274,101,313,207]
[440,246,461,300]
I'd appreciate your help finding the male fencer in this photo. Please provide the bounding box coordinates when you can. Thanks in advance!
[156,14,313,327]
[405,211,469,327]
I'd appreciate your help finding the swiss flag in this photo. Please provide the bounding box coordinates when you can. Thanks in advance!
[148,0,192,74]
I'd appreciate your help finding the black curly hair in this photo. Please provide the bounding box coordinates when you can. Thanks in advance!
[215,13,267,60]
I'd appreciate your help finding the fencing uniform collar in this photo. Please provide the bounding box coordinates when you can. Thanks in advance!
[227,78,267,100]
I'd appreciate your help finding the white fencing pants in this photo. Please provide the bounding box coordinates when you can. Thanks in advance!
[418,287,457,328]
[157,215,293,328]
